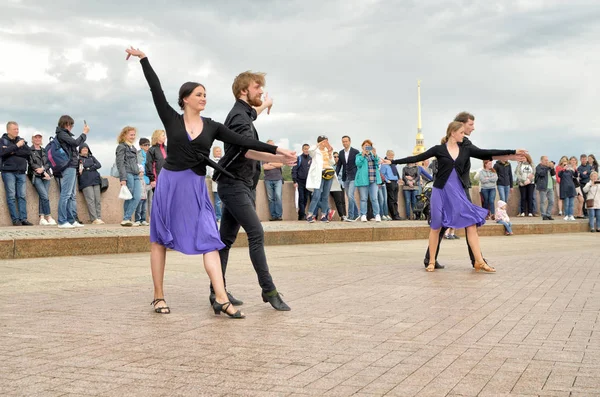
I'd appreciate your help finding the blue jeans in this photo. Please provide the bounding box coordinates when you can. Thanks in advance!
[58,167,78,224]
[564,196,575,216]
[32,177,51,216]
[135,198,147,222]
[588,208,600,229]
[538,189,554,217]
[344,180,358,219]
[2,172,27,222]
[213,192,222,220]
[308,177,333,218]
[497,220,512,233]
[481,188,496,215]
[358,183,379,216]
[403,189,417,218]
[265,179,283,219]
[123,173,142,221]
[497,185,510,203]
[377,185,388,216]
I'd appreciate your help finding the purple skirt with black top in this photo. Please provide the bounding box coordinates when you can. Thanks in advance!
[429,169,488,230]
[150,168,225,255]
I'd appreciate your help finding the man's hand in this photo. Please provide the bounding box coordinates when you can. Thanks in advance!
[382,159,392,165]
[263,92,273,115]
[293,182,298,188]
[35,167,44,174]
[275,148,297,164]
[16,140,25,148]
[83,124,90,134]
[120,181,126,186]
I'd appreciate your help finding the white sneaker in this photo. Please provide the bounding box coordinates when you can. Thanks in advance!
[132,221,141,227]
[46,217,57,225]
[39,218,49,226]
[528,213,533,217]
[360,215,367,222]
[121,220,133,227]
[141,221,149,226]
[97,219,105,224]
[72,221,84,228]
[559,211,563,216]
[569,216,576,221]
[375,215,381,222]
[519,213,525,217]
[564,216,569,221]
[58,223,75,229]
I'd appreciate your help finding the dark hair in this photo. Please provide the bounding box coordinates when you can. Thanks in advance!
[333,152,339,156]
[58,115,74,128]
[341,135,351,141]
[302,143,310,148]
[581,154,588,159]
[178,82,205,110]
[139,138,150,146]
[454,111,475,123]
[317,135,328,143]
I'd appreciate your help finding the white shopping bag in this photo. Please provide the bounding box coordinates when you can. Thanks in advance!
[119,185,133,200]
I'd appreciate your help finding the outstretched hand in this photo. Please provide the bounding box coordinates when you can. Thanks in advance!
[276,148,297,165]
[382,159,392,165]
[125,46,146,60]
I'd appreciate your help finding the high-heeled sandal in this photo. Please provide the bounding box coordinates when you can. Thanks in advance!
[151,298,170,314]
[426,261,436,272]
[213,301,245,319]
[474,262,496,273]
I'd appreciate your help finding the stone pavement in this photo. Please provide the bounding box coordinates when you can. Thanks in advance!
[1,233,600,396]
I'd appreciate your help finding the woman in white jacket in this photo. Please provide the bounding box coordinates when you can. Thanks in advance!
[305,135,336,222]
[583,171,600,232]
[515,154,535,217]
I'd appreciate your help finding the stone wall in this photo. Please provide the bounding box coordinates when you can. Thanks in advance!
[0,176,572,226]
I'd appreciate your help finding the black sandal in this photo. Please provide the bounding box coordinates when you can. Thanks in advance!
[151,298,170,314]
[212,301,245,319]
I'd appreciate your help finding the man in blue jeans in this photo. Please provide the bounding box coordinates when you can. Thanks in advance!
[336,135,359,221]
[535,155,556,221]
[0,121,33,226]
[263,139,283,221]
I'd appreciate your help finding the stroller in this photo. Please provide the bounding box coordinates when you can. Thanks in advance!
[413,181,433,223]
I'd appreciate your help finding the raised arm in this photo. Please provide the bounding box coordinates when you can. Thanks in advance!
[469,146,516,161]
[390,146,439,165]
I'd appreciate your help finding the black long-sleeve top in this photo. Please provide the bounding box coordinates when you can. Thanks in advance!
[139,58,277,177]
[391,144,516,190]
[0,134,31,173]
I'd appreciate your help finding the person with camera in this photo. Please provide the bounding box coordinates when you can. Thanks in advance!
[306,135,336,223]
[583,171,600,232]
[559,161,577,221]
[535,156,556,220]
[355,139,381,222]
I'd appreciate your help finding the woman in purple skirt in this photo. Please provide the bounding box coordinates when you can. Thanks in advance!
[126,47,296,316]
[384,121,526,272]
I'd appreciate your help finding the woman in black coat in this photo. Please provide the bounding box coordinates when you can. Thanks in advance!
[559,165,577,221]
[78,143,104,224]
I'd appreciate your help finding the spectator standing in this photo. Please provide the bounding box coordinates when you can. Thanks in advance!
[569,156,585,218]
[558,162,577,220]
[329,151,347,221]
[207,146,222,221]
[77,143,104,224]
[56,115,88,228]
[336,135,359,221]
[355,139,381,222]
[555,156,568,216]
[577,154,592,217]
[28,132,56,226]
[116,126,142,227]
[515,154,535,217]
[583,171,600,232]
[291,144,312,220]
[402,163,420,220]
[493,159,513,203]
[1,122,32,226]
[535,155,556,220]
[474,160,498,220]
[145,129,167,205]
[306,136,336,223]
[381,150,402,220]
[263,139,284,221]
[134,137,151,226]
[588,154,599,173]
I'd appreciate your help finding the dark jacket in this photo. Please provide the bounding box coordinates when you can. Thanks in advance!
[115,142,139,181]
[27,145,50,180]
[391,143,515,190]
[336,147,359,182]
[0,133,31,173]
[56,127,86,168]
[494,160,513,187]
[145,144,167,183]
[578,164,592,185]
[291,153,311,182]
[558,169,577,199]
[535,164,556,191]
[402,165,420,191]
[78,143,102,190]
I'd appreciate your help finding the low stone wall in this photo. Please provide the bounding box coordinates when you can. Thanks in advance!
[0,177,569,226]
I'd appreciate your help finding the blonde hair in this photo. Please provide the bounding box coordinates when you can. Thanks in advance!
[151,129,165,146]
[441,121,463,144]
[591,171,598,178]
[117,126,136,144]
[232,71,266,99]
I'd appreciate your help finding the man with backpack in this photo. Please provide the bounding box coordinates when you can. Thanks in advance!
[55,115,89,228]
[291,143,312,220]
[1,121,32,226]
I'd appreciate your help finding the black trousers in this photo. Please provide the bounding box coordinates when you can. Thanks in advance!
[330,189,346,217]
[424,187,478,266]
[581,186,588,215]
[214,181,276,293]
[519,184,535,214]
[297,179,311,220]
[386,181,400,218]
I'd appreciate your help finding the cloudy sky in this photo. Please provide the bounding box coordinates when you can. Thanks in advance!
[1,0,599,171]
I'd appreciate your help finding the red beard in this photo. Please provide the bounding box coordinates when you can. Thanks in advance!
[248,95,263,107]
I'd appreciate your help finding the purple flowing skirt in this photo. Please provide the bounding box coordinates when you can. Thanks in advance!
[150,169,225,255]
[429,169,488,230]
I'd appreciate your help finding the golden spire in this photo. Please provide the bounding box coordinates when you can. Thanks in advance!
[413,80,426,155]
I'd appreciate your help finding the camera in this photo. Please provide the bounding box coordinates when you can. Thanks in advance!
[365,146,372,151]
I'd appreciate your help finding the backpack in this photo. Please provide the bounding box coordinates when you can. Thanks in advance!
[45,136,70,173]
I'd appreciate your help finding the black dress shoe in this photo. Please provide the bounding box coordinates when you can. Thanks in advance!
[547,216,554,220]
[392,217,405,221]
[542,216,549,220]
[21,220,33,226]
[423,260,445,269]
[209,291,244,306]
[262,291,291,311]
[12,221,22,226]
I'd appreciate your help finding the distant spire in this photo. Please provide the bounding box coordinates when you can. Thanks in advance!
[413,80,426,155]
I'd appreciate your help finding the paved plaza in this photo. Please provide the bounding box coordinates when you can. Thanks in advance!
[1,233,599,396]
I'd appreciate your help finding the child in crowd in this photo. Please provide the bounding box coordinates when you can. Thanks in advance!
[496,200,513,235]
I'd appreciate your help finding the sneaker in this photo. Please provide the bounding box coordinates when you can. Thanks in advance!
[306,215,315,223]
[564,216,569,221]
[375,215,381,222]
[360,215,367,222]
[528,213,533,217]
[141,221,149,226]
[46,217,57,225]
[355,215,361,222]
[92,219,102,225]
[72,221,84,228]
[320,216,329,223]
[327,209,335,221]
[452,235,460,239]
[559,211,563,216]
[344,216,354,222]
[39,218,49,226]
[518,213,525,217]
[97,219,105,224]
[569,216,576,221]
[58,223,75,229]
[444,234,452,239]
[121,220,133,227]
[132,221,141,227]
